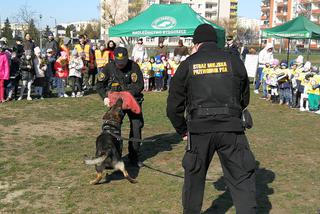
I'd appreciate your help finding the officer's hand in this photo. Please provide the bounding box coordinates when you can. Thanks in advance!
[104,97,110,107]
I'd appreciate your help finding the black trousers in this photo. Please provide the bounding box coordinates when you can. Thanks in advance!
[123,108,144,162]
[69,76,81,93]
[182,132,257,214]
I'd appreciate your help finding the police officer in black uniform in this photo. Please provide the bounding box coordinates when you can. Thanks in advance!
[167,24,257,214]
[96,47,144,167]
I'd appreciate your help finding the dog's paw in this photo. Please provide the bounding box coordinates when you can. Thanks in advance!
[89,180,99,185]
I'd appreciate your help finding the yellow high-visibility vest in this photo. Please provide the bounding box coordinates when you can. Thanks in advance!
[75,44,90,61]
[95,50,110,68]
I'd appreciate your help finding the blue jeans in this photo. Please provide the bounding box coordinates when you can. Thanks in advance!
[279,88,292,105]
[255,67,263,90]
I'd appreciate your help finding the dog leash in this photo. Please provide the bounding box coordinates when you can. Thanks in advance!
[105,130,158,143]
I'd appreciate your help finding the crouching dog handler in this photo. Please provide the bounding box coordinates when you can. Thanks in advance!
[96,47,144,168]
[167,24,257,214]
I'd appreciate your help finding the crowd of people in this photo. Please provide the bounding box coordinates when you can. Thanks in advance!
[0,33,189,103]
[255,44,320,114]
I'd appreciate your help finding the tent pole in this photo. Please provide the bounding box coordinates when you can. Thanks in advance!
[287,38,290,63]
[307,38,311,61]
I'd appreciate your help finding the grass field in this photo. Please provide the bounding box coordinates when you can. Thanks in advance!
[0,90,319,214]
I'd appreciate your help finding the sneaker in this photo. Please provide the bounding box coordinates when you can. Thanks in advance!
[315,110,320,114]
[27,96,32,101]
[63,93,69,98]
[300,108,306,112]
[254,90,259,94]
[40,97,44,100]
[279,100,284,105]
[18,96,23,101]
[76,92,83,97]
[71,92,76,98]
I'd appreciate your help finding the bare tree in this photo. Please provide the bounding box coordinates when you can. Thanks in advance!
[128,0,147,19]
[12,4,37,30]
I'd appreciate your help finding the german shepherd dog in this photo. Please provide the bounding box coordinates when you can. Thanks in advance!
[84,99,137,185]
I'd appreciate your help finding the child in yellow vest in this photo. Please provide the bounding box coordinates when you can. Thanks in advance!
[307,68,320,112]
[261,63,271,100]
[299,62,312,111]
[266,59,280,103]
[95,44,109,73]
[141,57,151,91]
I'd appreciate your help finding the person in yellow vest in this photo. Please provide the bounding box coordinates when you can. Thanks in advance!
[95,42,110,74]
[307,68,320,112]
[75,34,92,91]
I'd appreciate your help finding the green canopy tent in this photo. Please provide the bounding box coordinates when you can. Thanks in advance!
[109,4,225,48]
[262,15,320,61]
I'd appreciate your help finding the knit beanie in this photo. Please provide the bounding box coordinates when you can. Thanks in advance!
[193,24,217,44]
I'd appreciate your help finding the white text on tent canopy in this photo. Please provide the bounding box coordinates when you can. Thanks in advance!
[132,29,187,36]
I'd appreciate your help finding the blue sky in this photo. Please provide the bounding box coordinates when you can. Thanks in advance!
[0,0,260,27]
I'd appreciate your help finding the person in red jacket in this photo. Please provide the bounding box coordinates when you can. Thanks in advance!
[54,51,69,97]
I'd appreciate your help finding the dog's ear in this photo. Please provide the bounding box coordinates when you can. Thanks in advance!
[102,110,110,120]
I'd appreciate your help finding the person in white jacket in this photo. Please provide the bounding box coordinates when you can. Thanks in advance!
[131,38,148,62]
[69,49,84,97]
[255,43,274,95]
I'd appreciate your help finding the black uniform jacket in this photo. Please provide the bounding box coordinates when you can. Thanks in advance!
[167,42,250,136]
[96,60,144,102]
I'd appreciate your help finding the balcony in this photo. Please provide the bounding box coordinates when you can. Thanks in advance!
[276,12,287,17]
[261,5,270,11]
[230,5,237,10]
[230,11,237,17]
[300,0,311,4]
[312,9,320,14]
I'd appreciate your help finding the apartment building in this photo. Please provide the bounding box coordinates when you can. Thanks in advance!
[260,0,320,47]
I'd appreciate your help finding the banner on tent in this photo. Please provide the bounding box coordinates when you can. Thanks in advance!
[244,54,259,78]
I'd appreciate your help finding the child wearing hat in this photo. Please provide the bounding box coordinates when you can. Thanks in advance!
[69,49,84,97]
[298,62,312,111]
[154,56,165,92]
[277,60,291,106]
[266,59,280,103]
[18,50,35,100]
[33,47,47,99]
[54,51,69,98]
[140,57,151,92]
[0,41,10,103]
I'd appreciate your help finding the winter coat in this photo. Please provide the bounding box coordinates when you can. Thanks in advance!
[23,40,36,53]
[68,57,83,78]
[258,43,274,68]
[132,44,148,61]
[20,56,35,81]
[54,58,69,78]
[13,44,24,58]
[45,40,59,55]
[0,52,10,80]
[46,56,56,78]
[10,56,20,79]
[34,57,47,78]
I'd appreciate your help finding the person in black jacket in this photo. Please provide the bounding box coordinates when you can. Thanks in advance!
[23,33,36,54]
[18,50,35,101]
[167,24,256,214]
[6,51,21,101]
[96,47,144,167]
[45,32,59,58]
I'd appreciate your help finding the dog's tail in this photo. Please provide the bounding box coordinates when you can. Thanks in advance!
[84,155,107,165]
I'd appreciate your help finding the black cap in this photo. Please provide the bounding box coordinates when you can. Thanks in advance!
[193,24,217,44]
[227,35,233,41]
[114,47,129,65]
